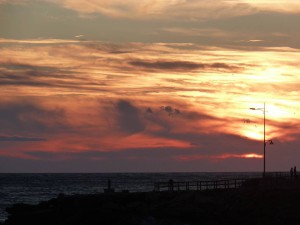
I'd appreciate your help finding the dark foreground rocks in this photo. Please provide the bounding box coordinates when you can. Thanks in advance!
[3,184,300,225]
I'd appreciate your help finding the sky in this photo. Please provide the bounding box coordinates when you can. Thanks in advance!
[0,0,300,172]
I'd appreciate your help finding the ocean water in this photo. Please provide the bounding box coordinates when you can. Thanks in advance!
[0,172,261,222]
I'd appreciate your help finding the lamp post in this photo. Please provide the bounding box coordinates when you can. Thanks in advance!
[250,102,273,178]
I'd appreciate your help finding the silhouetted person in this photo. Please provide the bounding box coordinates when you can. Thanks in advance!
[169,179,174,191]
[108,179,111,190]
[104,179,115,193]
[294,166,297,178]
[290,167,294,178]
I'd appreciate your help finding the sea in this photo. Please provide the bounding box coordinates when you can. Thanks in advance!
[0,172,262,222]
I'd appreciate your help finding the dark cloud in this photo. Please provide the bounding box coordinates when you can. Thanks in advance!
[116,100,145,134]
[144,106,218,133]
[0,136,46,142]
[129,60,241,72]
[160,106,181,116]
[210,63,235,69]
[2,63,62,73]
[0,65,108,91]
[0,100,66,135]
[130,60,203,71]
[96,43,133,54]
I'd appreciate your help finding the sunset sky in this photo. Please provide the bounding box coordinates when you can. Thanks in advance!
[1,0,300,172]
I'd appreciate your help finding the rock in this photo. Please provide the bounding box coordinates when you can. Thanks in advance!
[4,183,300,225]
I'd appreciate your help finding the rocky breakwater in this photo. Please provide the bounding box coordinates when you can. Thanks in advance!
[2,179,300,225]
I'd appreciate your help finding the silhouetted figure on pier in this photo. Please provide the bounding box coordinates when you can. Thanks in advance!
[169,179,174,191]
[294,166,297,178]
[290,167,294,178]
[104,179,115,193]
[108,179,111,189]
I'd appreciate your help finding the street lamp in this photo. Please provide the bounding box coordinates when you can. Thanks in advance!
[250,102,273,178]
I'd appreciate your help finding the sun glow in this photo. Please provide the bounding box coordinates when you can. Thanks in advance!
[266,103,294,120]
[242,129,263,141]
[262,67,283,81]
[244,154,263,159]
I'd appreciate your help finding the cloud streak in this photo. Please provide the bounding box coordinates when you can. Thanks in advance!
[0,136,46,142]
[129,60,241,72]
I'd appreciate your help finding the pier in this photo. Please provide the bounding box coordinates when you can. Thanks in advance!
[154,179,246,192]
[154,172,294,192]
[3,172,300,225]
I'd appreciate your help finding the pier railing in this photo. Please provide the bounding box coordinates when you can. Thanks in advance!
[153,172,298,192]
[265,172,290,178]
[154,179,246,192]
